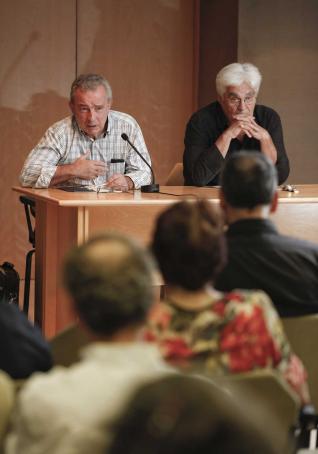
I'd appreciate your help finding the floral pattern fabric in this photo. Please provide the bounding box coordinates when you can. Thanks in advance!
[144,289,308,402]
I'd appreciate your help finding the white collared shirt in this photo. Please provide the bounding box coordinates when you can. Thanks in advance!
[19,110,152,189]
[6,342,171,454]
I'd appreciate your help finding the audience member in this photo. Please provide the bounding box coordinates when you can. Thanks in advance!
[215,152,318,317]
[6,233,170,454]
[144,200,309,404]
[183,62,289,186]
[107,374,279,454]
[0,301,52,379]
[20,73,151,191]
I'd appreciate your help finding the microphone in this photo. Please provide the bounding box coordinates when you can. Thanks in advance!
[121,133,159,193]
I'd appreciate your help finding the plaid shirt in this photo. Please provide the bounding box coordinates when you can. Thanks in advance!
[20,110,152,189]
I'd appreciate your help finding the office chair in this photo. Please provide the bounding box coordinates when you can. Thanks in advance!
[50,323,90,367]
[212,370,300,454]
[19,196,35,315]
[165,163,184,185]
[282,315,318,411]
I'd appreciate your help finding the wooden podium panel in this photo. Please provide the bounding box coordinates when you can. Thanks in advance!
[13,185,318,337]
[272,201,318,243]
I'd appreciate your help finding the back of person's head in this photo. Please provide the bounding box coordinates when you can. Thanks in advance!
[216,62,262,96]
[70,73,112,101]
[63,233,155,337]
[221,152,278,209]
[152,200,226,290]
[108,374,279,454]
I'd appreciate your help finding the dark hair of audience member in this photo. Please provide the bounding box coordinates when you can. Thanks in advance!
[221,151,278,209]
[63,232,156,337]
[108,374,279,454]
[152,200,226,290]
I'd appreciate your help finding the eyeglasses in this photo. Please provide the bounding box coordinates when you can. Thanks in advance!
[227,95,255,106]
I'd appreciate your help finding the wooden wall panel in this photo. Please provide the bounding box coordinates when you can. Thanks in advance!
[0,0,76,283]
[76,0,197,183]
[238,0,318,184]
[198,0,238,108]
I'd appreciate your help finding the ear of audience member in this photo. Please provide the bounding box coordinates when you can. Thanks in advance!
[107,374,280,454]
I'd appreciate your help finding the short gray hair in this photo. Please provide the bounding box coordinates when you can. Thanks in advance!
[63,232,156,336]
[216,63,262,96]
[70,73,113,101]
[221,151,277,209]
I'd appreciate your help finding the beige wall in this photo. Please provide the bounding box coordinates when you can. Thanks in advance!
[198,0,238,107]
[77,0,197,183]
[1,0,317,301]
[0,0,197,287]
[238,0,318,183]
[0,0,75,281]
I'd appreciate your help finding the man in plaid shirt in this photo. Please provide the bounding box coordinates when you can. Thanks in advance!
[20,74,152,191]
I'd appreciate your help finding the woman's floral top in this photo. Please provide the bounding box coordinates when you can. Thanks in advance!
[144,289,308,402]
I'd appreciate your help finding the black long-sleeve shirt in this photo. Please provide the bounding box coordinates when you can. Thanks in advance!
[183,102,290,186]
[0,302,52,379]
[215,219,318,317]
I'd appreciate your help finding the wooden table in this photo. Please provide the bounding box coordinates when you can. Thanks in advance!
[13,185,318,337]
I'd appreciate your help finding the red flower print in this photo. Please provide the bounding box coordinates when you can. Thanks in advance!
[220,306,281,372]
[162,338,193,359]
[148,304,172,330]
[224,292,245,303]
[213,301,226,316]
[142,330,157,342]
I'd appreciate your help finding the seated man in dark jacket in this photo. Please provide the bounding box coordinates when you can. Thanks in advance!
[215,151,318,317]
[0,300,52,379]
[183,62,289,186]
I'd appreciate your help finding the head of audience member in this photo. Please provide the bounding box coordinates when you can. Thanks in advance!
[216,62,262,122]
[69,73,113,139]
[152,200,226,291]
[63,232,156,340]
[108,374,278,454]
[220,151,278,224]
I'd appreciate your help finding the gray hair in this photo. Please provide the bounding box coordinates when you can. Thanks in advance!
[70,73,113,102]
[220,151,277,209]
[63,232,156,336]
[216,63,262,96]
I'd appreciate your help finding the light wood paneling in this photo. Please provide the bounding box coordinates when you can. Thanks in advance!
[0,0,76,285]
[76,0,197,184]
[198,0,238,107]
[3,0,199,316]
[238,0,318,184]
[13,184,318,335]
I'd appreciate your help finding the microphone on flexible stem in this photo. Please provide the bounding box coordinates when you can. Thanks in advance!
[121,133,159,193]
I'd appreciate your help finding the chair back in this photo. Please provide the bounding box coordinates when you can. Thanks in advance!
[0,370,15,444]
[165,163,184,185]
[282,315,318,410]
[19,196,36,314]
[50,323,90,367]
[213,370,300,454]
[19,196,35,248]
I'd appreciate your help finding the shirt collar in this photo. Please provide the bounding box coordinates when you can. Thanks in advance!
[227,218,278,236]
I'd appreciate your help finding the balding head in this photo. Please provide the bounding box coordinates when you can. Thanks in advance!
[63,233,156,337]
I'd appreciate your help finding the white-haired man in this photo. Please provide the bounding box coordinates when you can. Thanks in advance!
[183,62,289,186]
